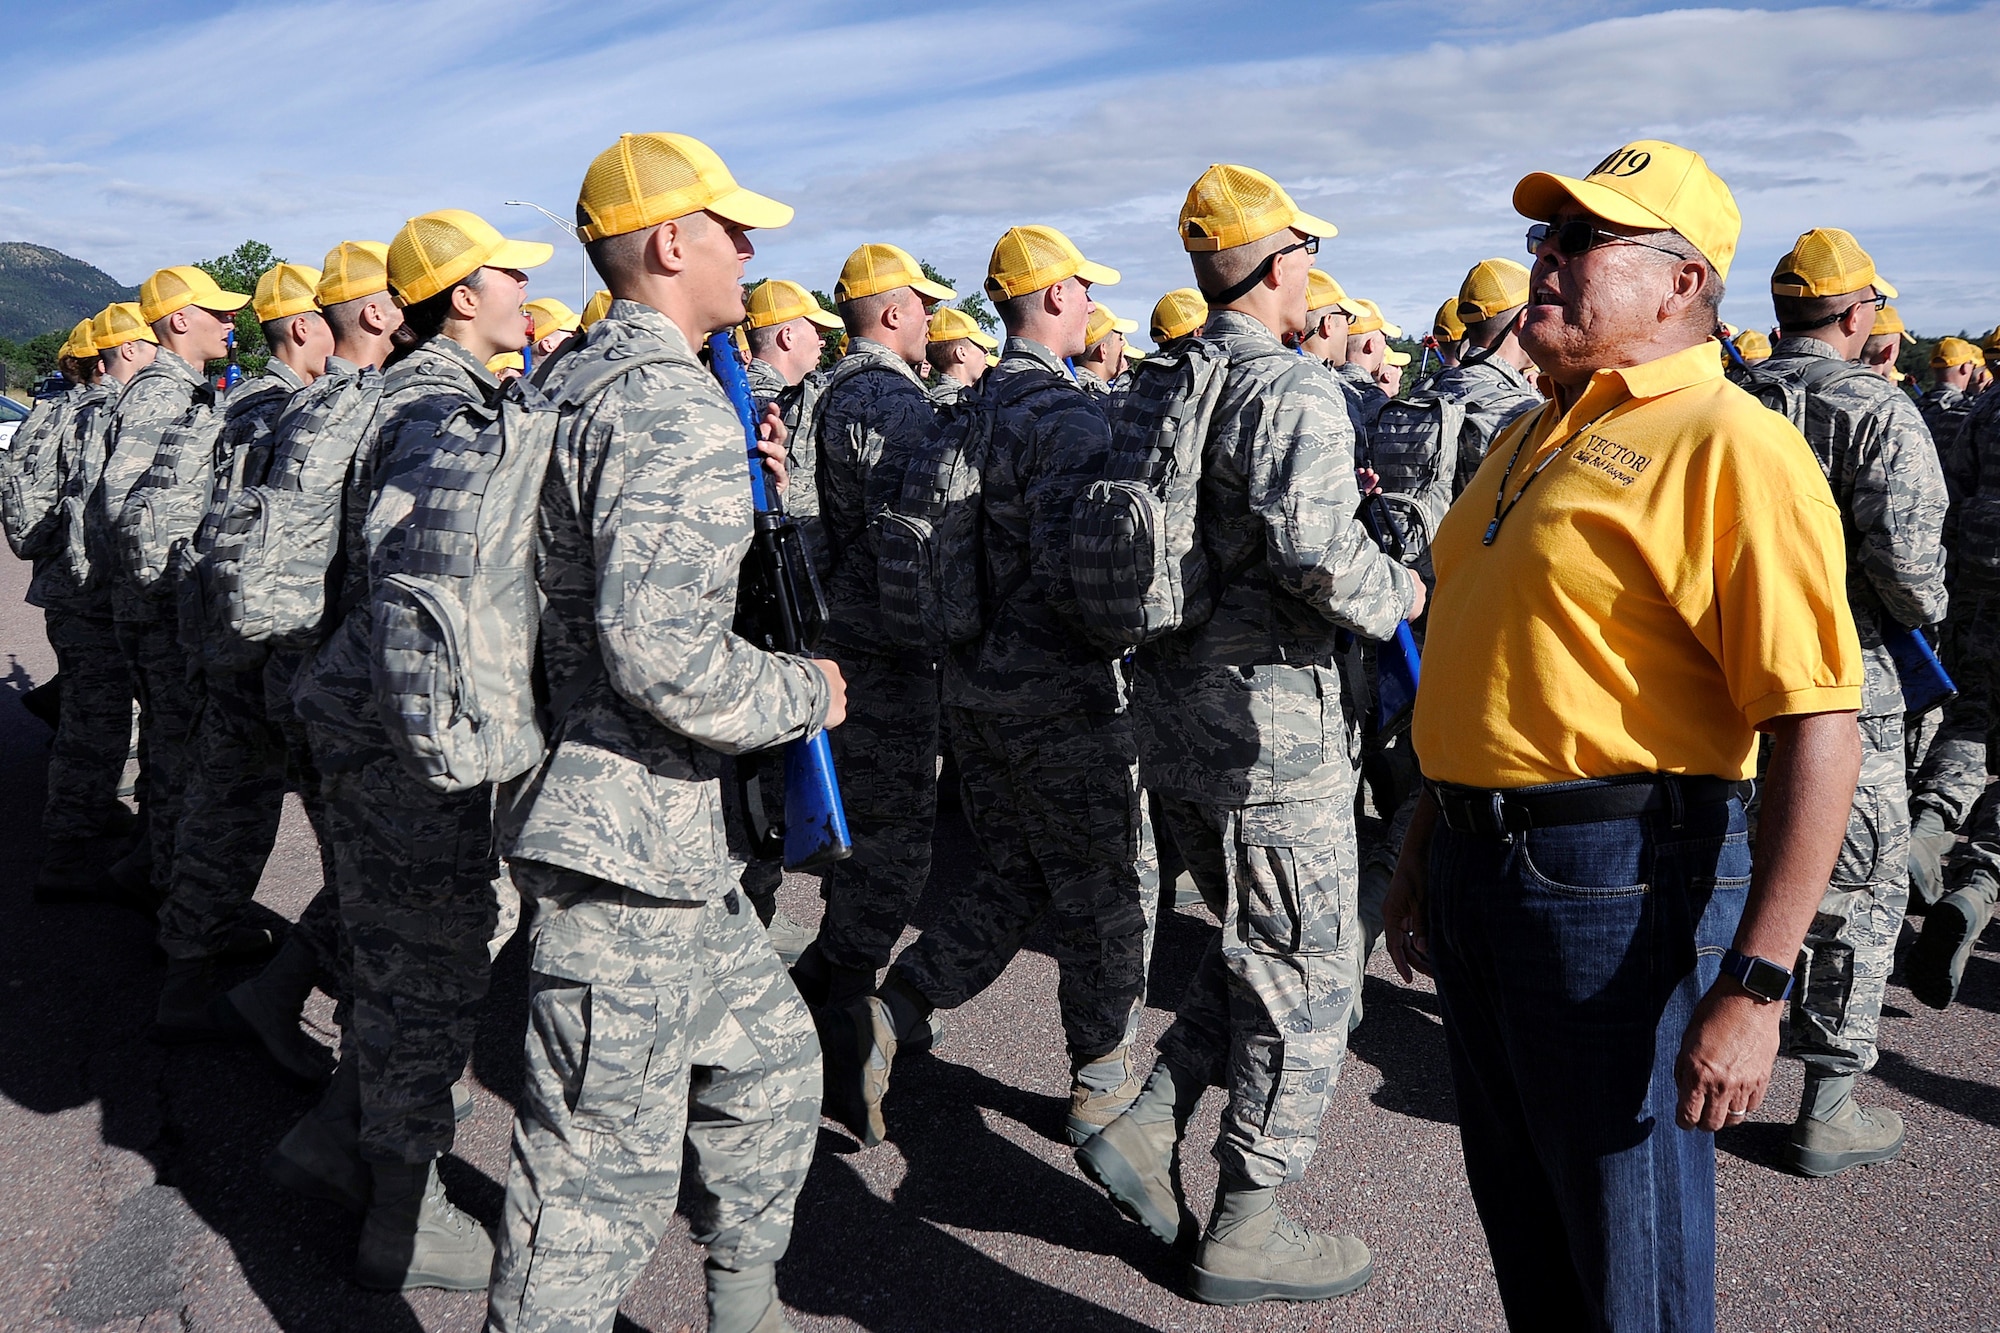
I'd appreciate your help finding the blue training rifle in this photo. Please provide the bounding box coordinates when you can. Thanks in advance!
[1358,493,1423,732]
[707,330,853,870]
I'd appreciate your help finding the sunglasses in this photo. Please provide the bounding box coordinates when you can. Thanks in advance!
[1205,234,1320,305]
[1788,290,1890,332]
[1527,220,1689,262]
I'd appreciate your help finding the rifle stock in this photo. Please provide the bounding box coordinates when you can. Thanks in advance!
[708,331,852,871]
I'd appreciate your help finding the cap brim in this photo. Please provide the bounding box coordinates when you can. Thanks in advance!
[1289,208,1339,239]
[708,186,794,231]
[970,329,999,350]
[1513,171,1669,234]
[202,291,252,313]
[1110,317,1139,334]
[911,277,957,302]
[489,239,555,271]
[802,307,844,329]
[985,353,1000,367]
[1874,275,1899,299]
[1075,258,1120,287]
[1381,320,1404,338]
[1386,350,1411,366]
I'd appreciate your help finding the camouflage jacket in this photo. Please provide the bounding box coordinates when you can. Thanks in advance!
[8,385,81,562]
[1432,354,1543,496]
[1132,310,1417,805]
[502,301,830,912]
[928,376,974,407]
[28,382,117,612]
[749,358,828,568]
[1074,365,1113,398]
[746,356,788,407]
[813,337,937,655]
[1334,360,1389,460]
[1942,385,2000,589]
[101,348,211,621]
[1765,336,1949,717]
[943,335,1124,717]
[193,358,306,556]
[1920,385,1970,472]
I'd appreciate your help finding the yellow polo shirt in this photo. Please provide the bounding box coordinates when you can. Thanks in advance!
[1414,339,1862,788]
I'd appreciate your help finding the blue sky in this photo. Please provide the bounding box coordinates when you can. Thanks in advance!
[3,1,1995,339]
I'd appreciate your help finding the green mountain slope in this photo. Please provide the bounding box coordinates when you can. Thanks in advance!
[0,242,135,342]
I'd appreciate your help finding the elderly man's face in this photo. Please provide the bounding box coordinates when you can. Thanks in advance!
[1520,209,1687,383]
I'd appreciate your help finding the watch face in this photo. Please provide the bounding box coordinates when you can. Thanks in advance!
[1744,956,1791,1000]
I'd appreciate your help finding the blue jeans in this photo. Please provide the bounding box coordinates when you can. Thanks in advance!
[1428,790,1750,1332]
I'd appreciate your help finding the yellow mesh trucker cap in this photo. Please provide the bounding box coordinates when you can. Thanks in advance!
[985,225,1119,300]
[525,298,581,340]
[1151,288,1208,343]
[927,305,998,350]
[1179,163,1337,253]
[253,264,323,322]
[1872,304,1915,344]
[1457,258,1531,322]
[1772,227,1897,300]
[576,132,792,242]
[1933,337,1981,369]
[747,279,842,331]
[387,210,553,306]
[317,242,391,306]
[1733,328,1772,362]
[139,265,252,324]
[1346,298,1402,339]
[1385,347,1412,367]
[1513,139,1741,281]
[581,289,613,328]
[1305,268,1366,319]
[1434,299,1467,343]
[835,244,954,304]
[93,302,158,350]
[1085,302,1139,348]
[60,320,97,361]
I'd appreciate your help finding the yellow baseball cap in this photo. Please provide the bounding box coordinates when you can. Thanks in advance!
[387,210,552,307]
[1305,268,1366,320]
[835,244,954,304]
[317,241,392,306]
[581,289,613,328]
[1933,337,1981,369]
[747,279,841,331]
[1733,328,1772,362]
[1346,298,1402,339]
[1513,139,1741,281]
[139,265,252,324]
[1433,299,1467,343]
[525,298,581,341]
[487,352,524,373]
[927,305,998,350]
[59,319,97,362]
[1151,288,1208,343]
[1980,325,2000,352]
[576,132,792,242]
[985,225,1119,300]
[1179,163,1337,253]
[93,303,157,350]
[1872,304,1915,344]
[253,264,323,323]
[1384,347,1412,367]
[1085,302,1139,348]
[1771,227,1897,300]
[1457,258,1531,322]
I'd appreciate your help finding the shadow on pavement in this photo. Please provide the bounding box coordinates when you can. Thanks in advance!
[1870,1048,2000,1131]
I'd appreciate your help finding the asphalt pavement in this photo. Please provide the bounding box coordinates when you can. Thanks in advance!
[0,545,1994,1333]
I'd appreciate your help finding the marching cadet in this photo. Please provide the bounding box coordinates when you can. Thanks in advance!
[1860,304,1915,382]
[1435,259,1544,497]
[486,130,842,1333]
[828,224,1155,1151]
[525,297,581,361]
[1374,346,1407,397]
[744,278,839,407]
[1080,165,1422,1306]
[786,243,953,1011]
[580,287,613,328]
[1150,286,1209,349]
[1296,269,1369,445]
[1920,336,1981,447]
[1733,326,1772,364]
[153,262,333,1041]
[1429,297,1465,369]
[1337,297,1398,442]
[923,305,997,405]
[1760,228,1947,1176]
[1074,300,1137,396]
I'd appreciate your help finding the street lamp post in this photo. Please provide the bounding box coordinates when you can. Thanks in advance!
[503,199,587,310]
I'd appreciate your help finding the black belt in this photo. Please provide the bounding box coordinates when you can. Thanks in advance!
[1428,774,1741,836]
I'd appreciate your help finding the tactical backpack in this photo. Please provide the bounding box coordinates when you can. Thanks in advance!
[113,386,219,601]
[368,349,673,794]
[875,368,1055,651]
[1729,355,1876,477]
[1,395,70,559]
[1068,337,1232,648]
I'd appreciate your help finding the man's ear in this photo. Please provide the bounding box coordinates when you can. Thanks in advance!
[646,219,684,276]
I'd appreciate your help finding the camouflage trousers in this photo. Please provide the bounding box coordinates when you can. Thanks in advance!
[324,755,514,1163]
[891,708,1155,1062]
[1911,580,2000,829]
[114,612,204,899]
[1152,794,1362,1188]
[157,661,290,960]
[1785,713,1911,1076]
[267,645,346,995]
[40,609,133,842]
[488,861,821,1333]
[816,648,939,974]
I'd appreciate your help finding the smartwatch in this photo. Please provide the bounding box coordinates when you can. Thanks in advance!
[1720,949,1794,1003]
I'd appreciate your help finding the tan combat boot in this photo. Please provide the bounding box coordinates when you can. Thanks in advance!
[707,1260,798,1333]
[1067,1045,1143,1146]
[1188,1184,1374,1306]
[1786,1072,1905,1177]
[352,1158,493,1291]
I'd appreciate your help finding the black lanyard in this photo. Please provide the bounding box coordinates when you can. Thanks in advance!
[1483,407,1618,546]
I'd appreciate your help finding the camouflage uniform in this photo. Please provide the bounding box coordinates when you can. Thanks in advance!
[928,376,972,408]
[1074,364,1112,398]
[745,355,788,406]
[1333,360,1388,461]
[157,360,308,961]
[103,348,214,900]
[1131,310,1416,1186]
[1763,337,1948,1076]
[22,384,136,842]
[1919,383,1970,456]
[767,361,827,571]
[488,302,829,1331]
[292,337,513,1164]
[884,336,1155,1063]
[808,339,943,976]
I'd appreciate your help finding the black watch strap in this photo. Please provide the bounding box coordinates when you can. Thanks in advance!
[1721,949,1794,1003]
